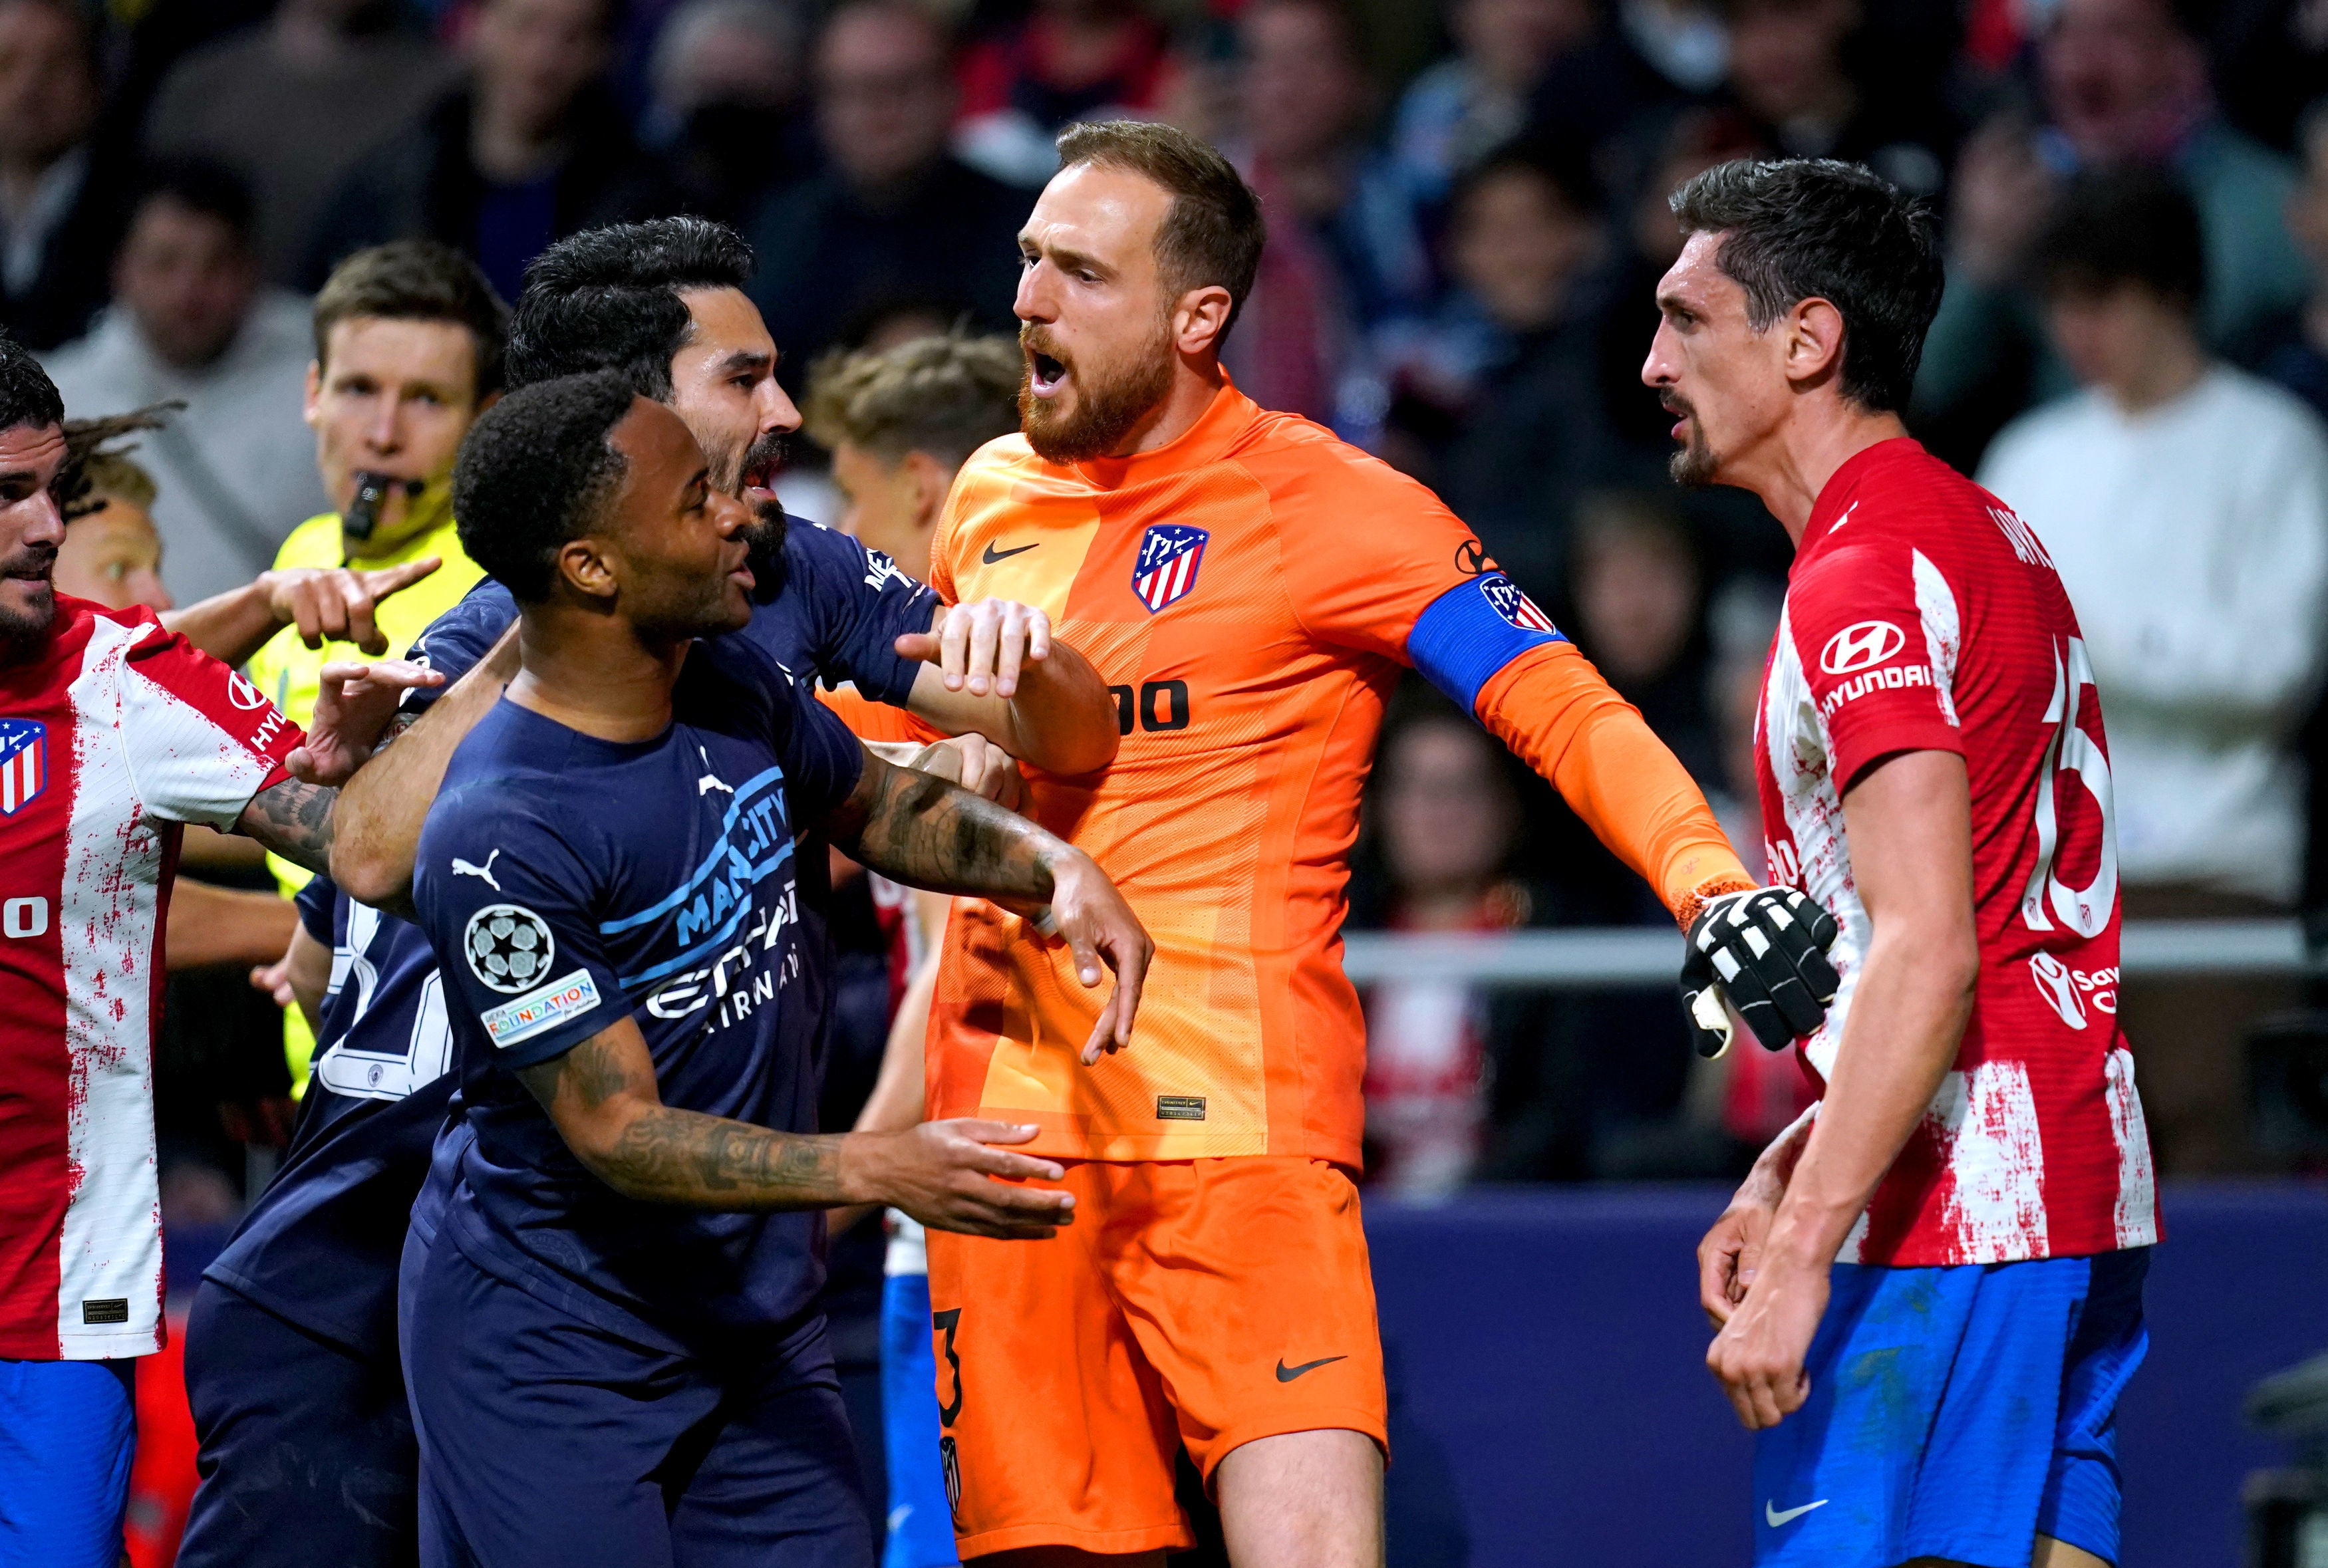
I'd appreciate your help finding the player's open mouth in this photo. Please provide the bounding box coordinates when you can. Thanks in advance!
[1660,393,1693,444]
[742,452,781,509]
[1030,350,1070,398]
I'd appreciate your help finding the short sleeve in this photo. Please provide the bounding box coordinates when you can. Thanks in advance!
[415,792,621,1069]
[778,684,868,819]
[111,612,303,826]
[294,873,338,944]
[786,523,937,704]
[400,582,517,718]
[1787,537,1967,792]
[1274,454,1566,711]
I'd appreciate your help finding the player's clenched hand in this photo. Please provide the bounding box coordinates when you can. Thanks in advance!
[1038,849,1151,1065]
[1681,888,1840,1057]
[906,731,1024,811]
[897,598,1052,699]
[262,557,442,655]
[844,1119,1074,1240]
[1706,1255,1826,1431]
[290,659,444,785]
[1697,1178,1781,1329]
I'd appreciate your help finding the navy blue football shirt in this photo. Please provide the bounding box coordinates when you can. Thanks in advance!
[417,635,864,1343]
[202,522,937,1355]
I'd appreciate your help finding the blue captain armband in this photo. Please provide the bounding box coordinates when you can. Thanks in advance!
[1406,572,1567,712]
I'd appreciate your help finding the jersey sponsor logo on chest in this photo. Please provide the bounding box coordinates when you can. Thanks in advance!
[1132,524,1209,613]
[0,718,44,815]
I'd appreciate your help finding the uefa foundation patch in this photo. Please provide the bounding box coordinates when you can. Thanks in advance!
[482,969,603,1049]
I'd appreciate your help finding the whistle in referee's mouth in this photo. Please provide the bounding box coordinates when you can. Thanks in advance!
[342,470,428,543]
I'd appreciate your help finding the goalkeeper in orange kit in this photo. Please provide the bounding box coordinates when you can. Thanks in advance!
[898,120,1839,1567]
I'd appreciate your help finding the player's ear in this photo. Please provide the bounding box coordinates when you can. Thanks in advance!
[1786,297,1848,389]
[554,537,619,604]
[902,449,950,530]
[1173,285,1235,360]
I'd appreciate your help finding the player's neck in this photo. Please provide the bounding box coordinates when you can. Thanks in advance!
[1745,404,1911,545]
[1105,356,1227,459]
[503,609,686,744]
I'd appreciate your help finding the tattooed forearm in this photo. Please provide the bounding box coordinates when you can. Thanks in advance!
[832,753,1058,901]
[519,1033,849,1209]
[604,1111,847,1206]
[235,779,337,873]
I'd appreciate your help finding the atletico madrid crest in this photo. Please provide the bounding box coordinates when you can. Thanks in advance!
[1481,574,1560,634]
[1131,524,1208,614]
[0,718,45,816]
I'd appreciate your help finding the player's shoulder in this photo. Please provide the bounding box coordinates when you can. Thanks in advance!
[1229,404,1455,536]
[271,513,346,572]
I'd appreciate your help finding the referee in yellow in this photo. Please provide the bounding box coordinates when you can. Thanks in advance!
[247,241,506,1088]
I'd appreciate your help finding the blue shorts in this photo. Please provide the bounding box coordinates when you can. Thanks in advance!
[178,1279,416,1568]
[879,1271,956,1568]
[406,1233,874,1568]
[1755,1247,2150,1568]
[0,1356,136,1568]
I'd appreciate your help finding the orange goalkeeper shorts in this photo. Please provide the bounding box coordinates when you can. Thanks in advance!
[924,1157,1388,1559]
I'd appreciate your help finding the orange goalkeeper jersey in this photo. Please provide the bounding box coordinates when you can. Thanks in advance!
[925,379,1749,1166]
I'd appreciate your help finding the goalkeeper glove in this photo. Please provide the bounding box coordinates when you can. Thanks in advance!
[1679,888,1840,1059]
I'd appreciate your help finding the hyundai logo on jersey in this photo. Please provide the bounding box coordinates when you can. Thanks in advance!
[0,718,44,815]
[1819,619,1907,675]
[1132,524,1208,613]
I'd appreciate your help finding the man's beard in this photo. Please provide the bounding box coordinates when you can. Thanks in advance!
[1019,321,1173,464]
[714,428,790,564]
[1664,394,1719,488]
[0,544,57,655]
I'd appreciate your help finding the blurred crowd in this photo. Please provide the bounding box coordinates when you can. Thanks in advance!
[16,0,2328,1225]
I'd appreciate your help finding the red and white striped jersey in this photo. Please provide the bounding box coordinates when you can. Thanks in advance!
[0,598,302,1359]
[1756,439,2161,1268]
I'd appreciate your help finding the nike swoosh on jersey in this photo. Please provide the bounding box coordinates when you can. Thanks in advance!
[1765,1500,1828,1527]
[981,541,1039,564]
[1274,1355,1348,1382]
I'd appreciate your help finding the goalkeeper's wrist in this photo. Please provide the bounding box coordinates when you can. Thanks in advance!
[1675,874,1757,934]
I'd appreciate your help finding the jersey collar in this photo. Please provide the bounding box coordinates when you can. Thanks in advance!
[1799,436,1926,556]
[1068,373,1262,491]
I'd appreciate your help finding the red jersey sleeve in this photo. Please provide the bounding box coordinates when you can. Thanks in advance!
[109,609,303,827]
[1785,536,1967,793]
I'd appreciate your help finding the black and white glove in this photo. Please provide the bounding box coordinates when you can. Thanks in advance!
[1679,888,1841,1059]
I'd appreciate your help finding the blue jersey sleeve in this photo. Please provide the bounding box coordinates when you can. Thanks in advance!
[400,581,518,718]
[780,683,868,818]
[293,872,338,944]
[414,791,620,1071]
[782,523,937,705]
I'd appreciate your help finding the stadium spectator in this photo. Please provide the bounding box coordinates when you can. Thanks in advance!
[0,0,131,352]
[954,0,1179,188]
[143,0,456,285]
[1978,168,2328,1171]
[746,0,1026,386]
[1566,491,1716,787]
[1918,0,2312,461]
[645,0,817,227]
[43,162,329,604]
[305,0,670,300]
[1387,0,1597,219]
[1360,698,1529,1196]
[1223,0,1431,440]
[1717,0,1952,196]
[1389,142,1616,596]
[1525,0,1726,162]
[2250,98,2328,423]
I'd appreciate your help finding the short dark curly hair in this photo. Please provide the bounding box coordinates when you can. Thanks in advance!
[0,332,63,438]
[452,370,638,604]
[1669,158,1943,414]
[506,217,756,399]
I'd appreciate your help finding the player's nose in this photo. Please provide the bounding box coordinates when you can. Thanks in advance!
[758,376,800,437]
[18,488,63,547]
